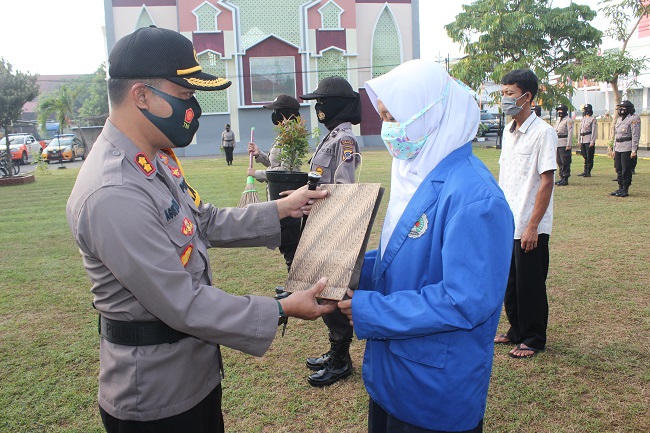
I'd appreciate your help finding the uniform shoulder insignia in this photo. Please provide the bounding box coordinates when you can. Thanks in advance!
[340,138,355,162]
[135,152,155,176]
[158,153,170,165]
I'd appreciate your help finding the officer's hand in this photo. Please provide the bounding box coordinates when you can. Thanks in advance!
[247,168,256,177]
[279,277,336,320]
[631,151,637,158]
[247,142,260,156]
[276,185,328,219]
[338,289,354,326]
[565,145,571,151]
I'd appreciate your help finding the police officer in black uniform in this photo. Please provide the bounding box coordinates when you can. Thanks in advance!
[299,76,362,387]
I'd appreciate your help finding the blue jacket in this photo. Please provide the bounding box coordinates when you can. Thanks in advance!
[353,143,514,431]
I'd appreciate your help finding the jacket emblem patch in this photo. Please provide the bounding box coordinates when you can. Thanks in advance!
[315,166,323,176]
[135,153,155,176]
[408,214,428,239]
[341,138,355,162]
[165,199,181,221]
[180,244,193,267]
[181,218,194,236]
[159,153,169,165]
[168,166,182,178]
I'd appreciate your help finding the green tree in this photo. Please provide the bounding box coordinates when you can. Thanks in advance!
[577,0,650,127]
[37,85,81,136]
[0,58,39,177]
[445,0,602,111]
[76,64,109,125]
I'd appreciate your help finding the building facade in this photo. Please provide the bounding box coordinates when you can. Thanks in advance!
[104,0,420,156]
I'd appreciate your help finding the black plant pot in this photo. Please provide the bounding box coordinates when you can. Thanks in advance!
[265,170,308,201]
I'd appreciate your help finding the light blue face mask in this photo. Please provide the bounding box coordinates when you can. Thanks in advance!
[380,81,450,160]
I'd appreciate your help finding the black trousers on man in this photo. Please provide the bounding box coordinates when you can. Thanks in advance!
[100,384,224,433]
[503,234,550,351]
[556,147,572,179]
[223,146,234,165]
[614,151,634,188]
[580,142,595,174]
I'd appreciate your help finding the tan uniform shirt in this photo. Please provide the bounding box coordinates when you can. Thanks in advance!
[614,114,640,152]
[555,116,573,148]
[309,122,360,184]
[579,116,597,146]
[66,120,281,421]
[221,130,235,148]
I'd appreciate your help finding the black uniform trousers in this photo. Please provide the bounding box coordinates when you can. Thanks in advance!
[556,147,572,179]
[503,234,550,351]
[279,216,301,270]
[614,151,634,187]
[223,146,234,164]
[580,142,595,173]
[100,383,224,433]
[369,398,483,433]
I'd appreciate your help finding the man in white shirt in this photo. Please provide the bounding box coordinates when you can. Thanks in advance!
[496,69,557,358]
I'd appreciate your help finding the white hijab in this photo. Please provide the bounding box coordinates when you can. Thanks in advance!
[365,59,480,255]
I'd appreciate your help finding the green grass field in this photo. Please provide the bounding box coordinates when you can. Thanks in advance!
[0,147,648,433]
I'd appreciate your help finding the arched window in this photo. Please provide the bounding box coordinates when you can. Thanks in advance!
[372,7,401,78]
[135,6,154,29]
[318,49,347,82]
[194,2,220,32]
[319,1,343,30]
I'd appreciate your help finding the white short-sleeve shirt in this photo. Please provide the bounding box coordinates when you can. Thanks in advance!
[498,113,557,239]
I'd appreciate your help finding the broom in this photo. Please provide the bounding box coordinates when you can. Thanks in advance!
[239,127,260,207]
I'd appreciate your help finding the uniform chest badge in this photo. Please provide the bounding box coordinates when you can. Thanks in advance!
[180,244,193,267]
[181,218,194,236]
[159,153,169,165]
[408,214,428,239]
[135,153,155,176]
[168,166,182,178]
[315,166,323,176]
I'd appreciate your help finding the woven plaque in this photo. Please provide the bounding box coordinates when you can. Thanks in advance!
[285,183,384,300]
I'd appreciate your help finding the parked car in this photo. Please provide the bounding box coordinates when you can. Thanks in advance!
[42,135,85,163]
[480,112,503,135]
[0,134,41,164]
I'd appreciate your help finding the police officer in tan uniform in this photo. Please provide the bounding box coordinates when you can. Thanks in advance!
[65,27,334,433]
[247,94,303,272]
[611,100,640,197]
[221,124,235,165]
[299,76,362,386]
[578,104,597,177]
[555,104,573,186]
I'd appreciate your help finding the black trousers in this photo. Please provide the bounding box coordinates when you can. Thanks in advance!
[223,147,234,164]
[556,147,572,179]
[614,151,634,187]
[368,398,483,433]
[100,384,224,433]
[279,217,301,270]
[503,235,550,350]
[323,307,354,342]
[580,143,595,173]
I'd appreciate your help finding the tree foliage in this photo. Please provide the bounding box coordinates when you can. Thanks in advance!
[445,0,602,110]
[0,58,39,175]
[37,85,81,134]
[577,0,650,113]
[76,64,109,124]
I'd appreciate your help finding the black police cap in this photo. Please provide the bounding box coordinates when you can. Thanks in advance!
[300,76,358,100]
[556,104,568,112]
[108,26,231,91]
[263,94,300,110]
[583,104,593,110]
[616,100,634,109]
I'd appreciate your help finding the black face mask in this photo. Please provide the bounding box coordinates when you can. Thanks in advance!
[618,108,628,117]
[558,111,567,118]
[140,85,202,148]
[271,108,299,125]
[315,98,350,129]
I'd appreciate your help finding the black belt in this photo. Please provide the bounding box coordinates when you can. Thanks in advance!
[99,316,190,346]
[616,137,632,143]
[580,131,592,136]
[557,134,568,138]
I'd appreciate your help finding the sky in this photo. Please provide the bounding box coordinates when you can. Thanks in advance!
[0,0,605,76]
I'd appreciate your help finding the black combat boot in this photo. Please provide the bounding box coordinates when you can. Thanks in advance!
[307,340,352,387]
[557,177,568,186]
[615,186,629,197]
[583,171,591,177]
[610,182,623,196]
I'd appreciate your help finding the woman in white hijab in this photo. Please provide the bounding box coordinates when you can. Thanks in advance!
[339,59,515,433]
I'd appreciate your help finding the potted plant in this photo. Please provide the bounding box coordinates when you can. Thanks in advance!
[265,117,311,200]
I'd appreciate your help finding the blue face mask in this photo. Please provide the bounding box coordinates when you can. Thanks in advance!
[380,82,450,160]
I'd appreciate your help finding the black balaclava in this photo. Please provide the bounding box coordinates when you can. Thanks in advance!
[582,105,593,116]
[618,107,628,118]
[271,108,300,125]
[315,94,362,131]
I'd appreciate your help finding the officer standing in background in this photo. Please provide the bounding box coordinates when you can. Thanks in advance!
[578,104,597,177]
[247,94,303,272]
[611,100,640,197]
[221,124,235,165]
[299,76,362,386]
[555,104,573,186]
